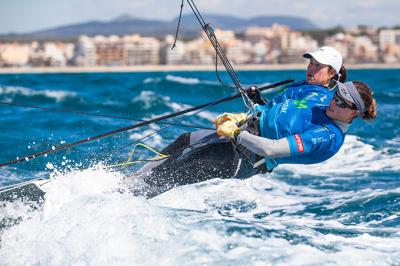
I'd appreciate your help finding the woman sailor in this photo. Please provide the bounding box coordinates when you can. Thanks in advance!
[252,46,347,107]
[132,81,377,198]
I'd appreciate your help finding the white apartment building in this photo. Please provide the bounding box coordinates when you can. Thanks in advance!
[325,33,378,63]
[379,29,400,63]
[74,35,97,66]
[324,33,350,59]
[43,42,67,66]
[0,43,30,66]
[352,36,378,62]
[164,35,186,65]
[183,38,213,65]
[123,34,160,65]
[225,39,252,64]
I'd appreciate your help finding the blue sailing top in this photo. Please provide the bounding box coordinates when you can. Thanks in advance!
[269,81,333,108]
[255,99,345,169]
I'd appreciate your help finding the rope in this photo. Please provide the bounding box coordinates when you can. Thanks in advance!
[108,143,169,168]
[185,0,254,111]
[171,0,185,50]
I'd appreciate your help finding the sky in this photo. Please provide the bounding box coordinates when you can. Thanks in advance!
[0,0,399,34]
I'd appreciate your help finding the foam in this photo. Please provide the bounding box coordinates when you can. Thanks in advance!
[143,77,161,84]
[131,90,158,109]
[1,166,399,264]
[165,74,222,86]
[0,85,77,102]
[166,75,201,85]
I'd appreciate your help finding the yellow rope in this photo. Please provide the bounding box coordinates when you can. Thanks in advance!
[108,143,169,168]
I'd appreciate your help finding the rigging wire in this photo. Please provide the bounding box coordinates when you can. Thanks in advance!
[173,0,254,111]
[103,88,230,163]
[0,101,213,131]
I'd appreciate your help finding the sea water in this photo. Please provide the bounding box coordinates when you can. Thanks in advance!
[0,69,399,265]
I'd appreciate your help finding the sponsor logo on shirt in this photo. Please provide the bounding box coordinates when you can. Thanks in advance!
[281,100,289,113]
[294,134,304,152]
[294,99,308,108]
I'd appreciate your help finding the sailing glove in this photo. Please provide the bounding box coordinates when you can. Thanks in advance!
[214,112,247,127]
[216,120,241,139]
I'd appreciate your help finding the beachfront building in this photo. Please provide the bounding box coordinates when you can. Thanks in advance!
[324,33,349,59]
[94,35,124,66]
[123,34,160,65]
[182,37,213,65]
[74,36,97,67]
[0,43,30,67]
[164,35,186,65]
[279,32,318,63]
[214,29,253,64]
[244,24,317,64]
[379,29,400,63]
[29,42,74,67]
[325,33,379,63]
[251,42,269,63]
[352,36,378,63]
[225,39,253,64]
[245,28,280,63]
[214,29,236,43]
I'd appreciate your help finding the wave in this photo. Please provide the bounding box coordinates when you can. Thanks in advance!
[143,77,162,84]
[165,75,201,85]
[1,167,399,265]
[128,124,164,149]
[0,85,77,103]
[129,90,218,121]
[131,90,160,110]
[165,100,217,122]
[165,74,237,87]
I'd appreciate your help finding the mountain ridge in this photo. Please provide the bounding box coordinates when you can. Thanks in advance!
[0,14,317,41]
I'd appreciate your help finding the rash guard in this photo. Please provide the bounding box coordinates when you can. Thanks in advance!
[241,100,346,170]
[269,81,334,108]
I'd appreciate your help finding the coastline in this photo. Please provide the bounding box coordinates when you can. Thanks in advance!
[0,63,399,74]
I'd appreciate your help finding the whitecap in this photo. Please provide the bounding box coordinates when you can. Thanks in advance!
[143,77,161,84]
[166,75,200,85]
[131,90,158,109]
[0,85,77,102]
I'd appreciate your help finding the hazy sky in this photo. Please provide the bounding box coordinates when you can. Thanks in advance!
[0,0,399,34]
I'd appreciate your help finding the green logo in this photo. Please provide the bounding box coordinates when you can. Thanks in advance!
[294,99,308,108]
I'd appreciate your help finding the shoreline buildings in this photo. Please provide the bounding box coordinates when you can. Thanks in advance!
[1,24,399,68]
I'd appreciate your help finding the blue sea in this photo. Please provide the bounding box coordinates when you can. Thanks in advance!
[0,69,399,265]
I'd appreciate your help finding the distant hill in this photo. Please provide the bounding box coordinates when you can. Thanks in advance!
[0,14,317,41]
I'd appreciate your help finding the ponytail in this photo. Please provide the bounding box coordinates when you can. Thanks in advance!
[353,81,377,120]
[329,65,347,88]
[337,65,347,83]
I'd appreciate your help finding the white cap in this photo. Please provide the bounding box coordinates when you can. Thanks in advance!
[303,46,343,74]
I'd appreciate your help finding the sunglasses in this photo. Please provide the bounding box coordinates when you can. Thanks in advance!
[333,92,358,110]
